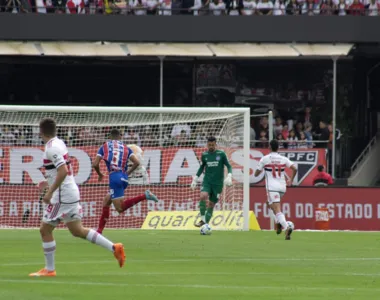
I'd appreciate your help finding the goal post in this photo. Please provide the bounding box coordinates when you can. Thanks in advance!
[0,105,251,231]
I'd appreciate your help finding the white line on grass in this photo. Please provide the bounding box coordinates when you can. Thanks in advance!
[2,257,380,267]
[0,279,379,292]
[94,271,380,277]
[161,257,380,262]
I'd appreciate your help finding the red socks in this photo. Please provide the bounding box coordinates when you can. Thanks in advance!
[121,194,146,211]
[97,194,146,233]
[97,206,110,234]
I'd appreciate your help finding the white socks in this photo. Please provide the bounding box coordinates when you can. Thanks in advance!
[269,209,278,224]
[201,215,206,223]
[86,229,114,252]
[43,241,56,271]
[276,212,288,230]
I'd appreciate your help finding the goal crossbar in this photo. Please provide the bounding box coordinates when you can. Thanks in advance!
[0,105,249,114]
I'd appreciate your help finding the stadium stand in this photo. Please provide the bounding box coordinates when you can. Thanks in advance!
[1,0,379,15]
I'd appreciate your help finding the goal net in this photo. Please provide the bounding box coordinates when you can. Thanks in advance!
[0,105,251,231]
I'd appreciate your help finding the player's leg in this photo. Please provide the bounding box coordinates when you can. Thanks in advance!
[29,204,59,277]
[269,192,292,240]
[112,172,158,214]
[195,182,211,227]
[111,190,158,214]
[119,190,158,213]
[97,194,112,234]
[205,185,222,224]
[267,199,282,234]
[205,200,215,224]
[279,192,292,240]
[195,193,209,227]
[66,218,126,268]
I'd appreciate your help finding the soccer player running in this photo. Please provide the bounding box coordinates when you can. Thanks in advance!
[191,136,233,227]
[93,129,158,234]
[30,118,125,277]
[254,139,297,240]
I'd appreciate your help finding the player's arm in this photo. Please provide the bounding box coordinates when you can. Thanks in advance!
[286,158,298,186]
[127,154,140,176]
[223,152,233,186]
[92,145,105,181]
[43,149,68,204]
[92,155,104,181]
[254,157,265,177]
[191,154,206,190]
[196,153,206,177]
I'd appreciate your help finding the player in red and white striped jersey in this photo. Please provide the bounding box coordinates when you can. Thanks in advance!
[29,118,126,278]
[254,139,297,240]
[42,137,77,200]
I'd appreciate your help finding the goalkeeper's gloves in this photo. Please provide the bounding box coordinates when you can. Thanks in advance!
[224,173,233,187]
[190,176,199,190]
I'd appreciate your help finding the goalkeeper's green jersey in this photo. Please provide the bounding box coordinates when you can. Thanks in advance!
[196,150,232,185]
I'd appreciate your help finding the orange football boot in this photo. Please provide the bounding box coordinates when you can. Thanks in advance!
[113,243,126,268]
[29,268,56,277]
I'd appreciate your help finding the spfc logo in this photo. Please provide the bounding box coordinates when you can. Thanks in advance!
[279,151,319,185]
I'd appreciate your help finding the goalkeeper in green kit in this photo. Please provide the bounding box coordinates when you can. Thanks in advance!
[191,136,233,227]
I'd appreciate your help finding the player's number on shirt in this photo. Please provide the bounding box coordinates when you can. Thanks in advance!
[269,165,282,178]
[112,149,121,168]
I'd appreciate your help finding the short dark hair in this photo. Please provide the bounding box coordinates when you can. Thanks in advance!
[317,165,324,172]
[207,136,216,143]
[270,139,279,152]
[39,117,56,137]
[110,128,121,139]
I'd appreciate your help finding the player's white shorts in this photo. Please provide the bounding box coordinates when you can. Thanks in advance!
[43,202,83,227]
[267,191,284,205]
[43,187,82,226]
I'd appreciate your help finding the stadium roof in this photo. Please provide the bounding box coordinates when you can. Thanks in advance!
[0,42,353,58]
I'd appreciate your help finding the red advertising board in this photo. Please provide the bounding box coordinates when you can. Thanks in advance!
[0,146,326,186]
[2,185,380,231]
[0,185,215,228]
[251,187,380,231]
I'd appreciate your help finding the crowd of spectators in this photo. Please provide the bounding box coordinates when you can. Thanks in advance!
[253,107,335,149]
[1,0,379,15]
[0,121,223,147]
[0,108,336,150]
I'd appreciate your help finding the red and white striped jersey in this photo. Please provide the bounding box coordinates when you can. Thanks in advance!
[257,152,294,193]
[43,137,77,192]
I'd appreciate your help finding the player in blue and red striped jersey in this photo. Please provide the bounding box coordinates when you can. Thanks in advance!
[92,128,158,234]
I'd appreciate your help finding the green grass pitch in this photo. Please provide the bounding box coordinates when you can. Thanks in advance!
[0,229,379,300]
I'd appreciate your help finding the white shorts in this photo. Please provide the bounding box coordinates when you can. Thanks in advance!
[43,187,82,226]
[267,191,284,205]
[43,202,83,227]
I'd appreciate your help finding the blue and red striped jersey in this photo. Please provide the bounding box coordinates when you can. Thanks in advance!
[97,140,133,173]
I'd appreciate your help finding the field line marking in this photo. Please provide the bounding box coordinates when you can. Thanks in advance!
[88,271,380,277]
[2,257,380,267]
[0,279,379,292]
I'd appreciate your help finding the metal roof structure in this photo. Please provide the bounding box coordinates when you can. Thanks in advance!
[0,42,353,58]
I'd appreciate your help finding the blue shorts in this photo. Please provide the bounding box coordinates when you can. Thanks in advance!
[109,172,129,200]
